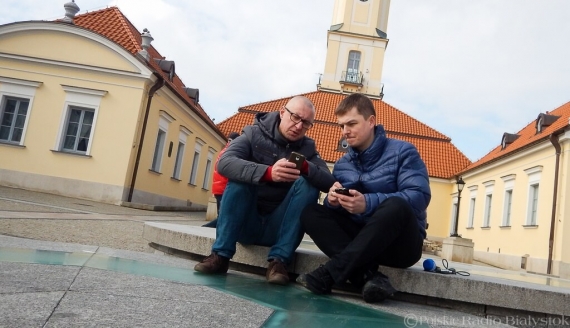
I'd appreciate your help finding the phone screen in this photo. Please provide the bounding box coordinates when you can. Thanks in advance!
[335,188,353,196]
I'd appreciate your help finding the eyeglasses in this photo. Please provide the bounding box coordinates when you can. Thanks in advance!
[284,106,314,130]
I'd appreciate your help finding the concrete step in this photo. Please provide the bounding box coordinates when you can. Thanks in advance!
[143,222,570,319]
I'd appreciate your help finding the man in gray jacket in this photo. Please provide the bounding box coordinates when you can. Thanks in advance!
[195,96,335,285]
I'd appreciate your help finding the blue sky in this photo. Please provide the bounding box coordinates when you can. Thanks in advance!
[2,0,569,162]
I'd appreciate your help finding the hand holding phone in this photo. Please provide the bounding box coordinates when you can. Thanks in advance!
[288,152,305,170]
[335,188,353,197]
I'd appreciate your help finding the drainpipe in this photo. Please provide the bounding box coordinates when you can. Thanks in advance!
[547,134,561,274]
[127,75,165,202]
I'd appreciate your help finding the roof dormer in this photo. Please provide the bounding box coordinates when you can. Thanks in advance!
[154,59,175,82]
[183,88,199,105]
[501,133,520,150]
[535,113,560,133]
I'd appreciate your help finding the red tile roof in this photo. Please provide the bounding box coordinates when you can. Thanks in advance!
[217,90,471,179]
[462,101,570,173]
[70,7,223,139]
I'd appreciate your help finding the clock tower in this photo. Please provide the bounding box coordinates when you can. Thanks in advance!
[318,0,390,99]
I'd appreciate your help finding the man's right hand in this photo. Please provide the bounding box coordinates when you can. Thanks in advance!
[327,182,343,206]
[271,158,301,182]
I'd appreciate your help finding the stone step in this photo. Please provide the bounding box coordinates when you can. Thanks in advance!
[143,222,570,319]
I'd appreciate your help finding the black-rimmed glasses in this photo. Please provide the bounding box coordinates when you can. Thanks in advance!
[284,106,314,130]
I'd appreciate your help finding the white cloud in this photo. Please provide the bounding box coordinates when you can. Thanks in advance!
[1,0,569,161]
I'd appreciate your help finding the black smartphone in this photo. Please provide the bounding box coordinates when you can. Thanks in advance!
[335,188,353,196]
[288,152,305,170]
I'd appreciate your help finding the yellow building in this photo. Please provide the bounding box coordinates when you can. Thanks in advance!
[456,102,570,278]
[0,4,226,209]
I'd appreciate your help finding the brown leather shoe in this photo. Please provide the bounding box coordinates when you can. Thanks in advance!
[266,260,289,285]
[194,253,229,274]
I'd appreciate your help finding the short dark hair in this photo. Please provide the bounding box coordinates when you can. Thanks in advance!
[227,132,239,140]
[334,93,375,119]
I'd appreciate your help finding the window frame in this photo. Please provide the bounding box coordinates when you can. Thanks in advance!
[202,148,215,190]
[0,77,41,146]
[500,174,516,227]
[346,51,361,82]
[524,166,542,226]
[189,139,204,186]
[54,85,106,156]
[483,194,492,227]
[172,128,190,180]
[0,96,30,144]
[60,105,95,154]
[527,183,540,226]
[467,185,478,228]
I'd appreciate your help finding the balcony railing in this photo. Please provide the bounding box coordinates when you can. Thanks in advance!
[340,71,363,85]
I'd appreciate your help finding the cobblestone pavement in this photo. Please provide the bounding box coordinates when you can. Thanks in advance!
[0,185,208,253]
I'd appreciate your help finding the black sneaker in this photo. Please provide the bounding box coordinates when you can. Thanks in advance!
[296,265,334,295]
[362,271,397,303]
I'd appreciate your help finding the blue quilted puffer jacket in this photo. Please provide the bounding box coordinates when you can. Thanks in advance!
[325,125,431,238]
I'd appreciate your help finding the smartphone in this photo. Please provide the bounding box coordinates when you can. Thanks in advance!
[288,152,305,170]
[335,188,353,197]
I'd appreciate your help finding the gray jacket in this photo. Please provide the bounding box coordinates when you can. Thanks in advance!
[218,111,334,214]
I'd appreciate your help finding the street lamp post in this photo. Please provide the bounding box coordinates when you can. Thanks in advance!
[450,177,466,237]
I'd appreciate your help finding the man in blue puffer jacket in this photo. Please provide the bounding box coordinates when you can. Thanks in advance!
[297,93,431,303]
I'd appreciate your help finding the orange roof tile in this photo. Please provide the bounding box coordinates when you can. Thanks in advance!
[462,101,570,173]
[217,90,471,179]
[71,7,223,139]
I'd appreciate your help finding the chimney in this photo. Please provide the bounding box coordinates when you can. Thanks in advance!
[62,0,80,24]
[139,28,154,61]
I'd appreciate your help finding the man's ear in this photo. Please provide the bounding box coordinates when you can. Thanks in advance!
[368,115,376,127]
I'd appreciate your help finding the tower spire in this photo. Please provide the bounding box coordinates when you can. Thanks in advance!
[318,0,390,99]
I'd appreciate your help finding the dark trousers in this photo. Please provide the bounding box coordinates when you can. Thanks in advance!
[301,197,423,284]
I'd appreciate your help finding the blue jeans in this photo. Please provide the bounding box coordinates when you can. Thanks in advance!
[212,178,319,264]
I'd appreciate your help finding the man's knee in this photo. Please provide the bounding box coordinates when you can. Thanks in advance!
[300,202,322,229]
[378,197,412,215]
[292,177,319,199]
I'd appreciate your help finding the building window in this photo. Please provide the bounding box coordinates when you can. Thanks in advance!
[150,112,175,173]
[500,174,516,227]
[61,106,94,153]
[189,150,200,185]
[468,197,476,228]
[151,129,166,172]
[524,166,542,226]
[483,194,492,227]
[189,140,204,185]
[346,51,361,82]
[502,189,513,226]
[0,77,41,146]
[172,128,190,180]
[55,85,106,155]
[450,201,458,234]
[527,184,539,225]
[0,97,29,143]
[202,149,214,190]
[172,141,185,179]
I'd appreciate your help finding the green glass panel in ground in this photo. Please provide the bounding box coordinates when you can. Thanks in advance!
[0,248,426,328]
[0,247,92,266]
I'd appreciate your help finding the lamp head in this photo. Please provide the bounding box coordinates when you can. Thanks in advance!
[457,177,465,192]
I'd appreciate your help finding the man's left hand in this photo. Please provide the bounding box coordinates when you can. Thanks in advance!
[338,190,366,214]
